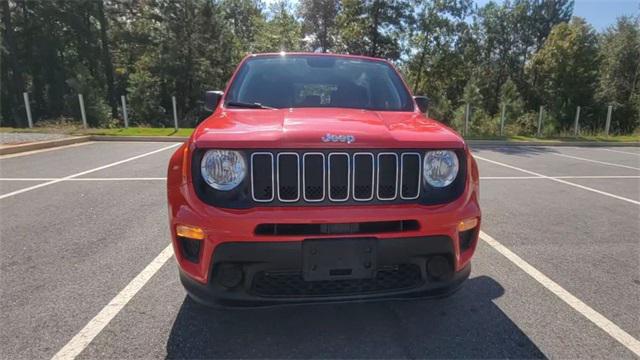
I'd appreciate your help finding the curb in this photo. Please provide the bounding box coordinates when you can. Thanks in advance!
[89,136,639,147]
[0,136,91,155]
[467,140,639,147]
[90,135,189,142]
[1,135,636,155]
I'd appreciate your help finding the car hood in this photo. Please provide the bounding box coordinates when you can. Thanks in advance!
[193,108,464,149]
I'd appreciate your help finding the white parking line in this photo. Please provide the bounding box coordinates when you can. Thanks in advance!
[0,141,94,159]
[552,153,640,170]
[599,148,640,156]
[0,144,179,200]
[0,177,166,181]
[480,175,640,180]
[480,231,640,356]
[475,155,640,206]
[50,244,174,360]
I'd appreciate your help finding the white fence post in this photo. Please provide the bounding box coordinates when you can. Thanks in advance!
[537,106,544,137]
[464,103,470,136]
[172,96,179,131]
[573,106,581,137]
[500,103,506,136]
[78,94,88,129]
[23,92,33,128]
[121,95,129,128]
[605,105,613,136]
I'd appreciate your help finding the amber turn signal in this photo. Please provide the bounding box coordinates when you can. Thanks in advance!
[457,218,478,232]
[176,224,205,240]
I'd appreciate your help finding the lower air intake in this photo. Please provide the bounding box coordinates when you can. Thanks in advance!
[251,264,423,297]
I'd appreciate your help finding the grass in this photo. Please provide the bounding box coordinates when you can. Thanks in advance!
[1,125,638,142]
[86,127,194,137]
[0,126,194,137]
[465,134,640,142]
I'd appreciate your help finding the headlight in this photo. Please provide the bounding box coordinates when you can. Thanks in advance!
[423,150,459,187]
[200,150,246,190]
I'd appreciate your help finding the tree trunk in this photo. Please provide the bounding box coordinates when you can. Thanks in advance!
[370,1,380,57]
[97,0,117,117]
[412,37,429,93]
[1,0,26,127]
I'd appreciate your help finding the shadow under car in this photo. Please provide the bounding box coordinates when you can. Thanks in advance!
[165,275,544,359]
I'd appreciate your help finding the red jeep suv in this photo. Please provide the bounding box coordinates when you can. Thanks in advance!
[167,53,480,307]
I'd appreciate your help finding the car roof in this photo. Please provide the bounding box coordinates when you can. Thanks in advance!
[247,52,389,64]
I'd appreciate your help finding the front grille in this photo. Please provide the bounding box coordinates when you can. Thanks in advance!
[251,151,422,205]
[251,264,423,297]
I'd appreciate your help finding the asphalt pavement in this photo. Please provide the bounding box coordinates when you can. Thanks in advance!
[0,141,638,359]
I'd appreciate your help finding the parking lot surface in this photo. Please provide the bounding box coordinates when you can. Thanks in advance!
[1,141,638,359]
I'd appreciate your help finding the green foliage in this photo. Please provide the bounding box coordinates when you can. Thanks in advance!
[65,64,111,127]
[406,0,474,125]
[462,77,484,108]
[127,55,164,126]
[0,0,637,135]
[336,0,409,60]
[511,111,540,135]
[297,0,339,52]
[596,16,640,133]
[499,78,525,125]
[254,1,304,52]
[530,18,599,130]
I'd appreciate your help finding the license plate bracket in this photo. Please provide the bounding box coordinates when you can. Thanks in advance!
[303,238,377,281]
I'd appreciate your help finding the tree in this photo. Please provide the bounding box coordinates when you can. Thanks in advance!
[1,0,26,126]
[128,54,163,126]
[254,1,303,52]
[530,0,574,52]
[596,16,640,133]
[336,0,409,60]
[408,0,474,97]
[469,0,573,115]
[298,0,339,52]
[462,76,483,108]
[499,78,525,122]
[96,0,117,117]
[530,18,599,129]
[0,0,637,135]
[220,0,264,55]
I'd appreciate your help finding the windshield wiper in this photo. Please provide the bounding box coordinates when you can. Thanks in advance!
[226,101,276,109]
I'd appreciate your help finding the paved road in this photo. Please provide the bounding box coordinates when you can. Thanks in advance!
[0,142,638,359]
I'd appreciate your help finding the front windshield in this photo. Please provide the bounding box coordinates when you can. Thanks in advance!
[225,55,414,111]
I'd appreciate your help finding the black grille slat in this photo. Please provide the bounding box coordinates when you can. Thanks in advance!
[353,153,374,200]
[277,153,300,202]
[255,220,420,236]
[251,264,423,297]
[303,154,325,201]
[401,153,421,199]
[251,153,274,201]
[377,153,398,200]
[329,154,349,201]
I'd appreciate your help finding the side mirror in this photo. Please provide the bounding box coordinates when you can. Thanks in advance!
[204,91,224,112]
[414,96,430,113]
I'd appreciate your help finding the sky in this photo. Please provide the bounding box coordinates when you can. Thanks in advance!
[266,0,639,32]
[466,0,638,31]
[571,0,638,30]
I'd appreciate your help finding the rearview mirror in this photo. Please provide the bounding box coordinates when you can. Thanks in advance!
[204,91,224,112]
[414,96,430,113]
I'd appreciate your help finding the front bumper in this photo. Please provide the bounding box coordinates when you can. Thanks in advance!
[167,144,481,306]
[179,236,472,307]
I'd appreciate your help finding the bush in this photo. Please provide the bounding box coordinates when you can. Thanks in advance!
[65,64,112,127]
[127,55,167,126]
